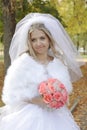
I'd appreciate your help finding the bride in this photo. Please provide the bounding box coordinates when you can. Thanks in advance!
[0,13,83,130]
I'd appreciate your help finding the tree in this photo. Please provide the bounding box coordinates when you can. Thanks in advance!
[56,0,87,49]
[2,0,16,72]
[18,0,62,21]
[15,0,62,21]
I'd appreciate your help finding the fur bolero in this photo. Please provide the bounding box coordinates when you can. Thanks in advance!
[2,53,73,106]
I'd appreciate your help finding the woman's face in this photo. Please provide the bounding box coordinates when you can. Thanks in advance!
[29,29,50,55]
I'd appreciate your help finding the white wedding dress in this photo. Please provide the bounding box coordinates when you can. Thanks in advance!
[0,53,80,130]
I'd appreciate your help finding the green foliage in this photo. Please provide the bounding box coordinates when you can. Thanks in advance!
[28,0,61,19]
[57,0,87,34]
[16,0,29,21]
[15,0,62,23]
[56,0,87,49]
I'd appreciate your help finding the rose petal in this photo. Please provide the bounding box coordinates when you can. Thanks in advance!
[43,94,52,103]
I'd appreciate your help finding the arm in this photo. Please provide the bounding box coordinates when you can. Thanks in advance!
[2,55,31,106]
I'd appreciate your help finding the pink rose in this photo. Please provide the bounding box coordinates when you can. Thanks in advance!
[43,94,52,103]
[38,82,47,94]
[38,78,68,109]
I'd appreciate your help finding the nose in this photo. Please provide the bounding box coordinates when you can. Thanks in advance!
[36,39,41,46]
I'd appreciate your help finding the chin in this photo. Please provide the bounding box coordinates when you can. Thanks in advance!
[35,50,47,55]
[36,52,45,55]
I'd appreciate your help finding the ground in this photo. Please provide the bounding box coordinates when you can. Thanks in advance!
[0,61,87,130]
[70,63,87,130]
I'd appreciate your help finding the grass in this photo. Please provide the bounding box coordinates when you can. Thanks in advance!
[81,54,87,58]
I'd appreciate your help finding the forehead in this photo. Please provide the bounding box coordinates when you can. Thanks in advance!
[30,29,46,38]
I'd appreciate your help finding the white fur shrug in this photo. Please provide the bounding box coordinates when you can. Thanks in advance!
[2,53,73,106]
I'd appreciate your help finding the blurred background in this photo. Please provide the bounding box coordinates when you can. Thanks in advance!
[0,0,87,130]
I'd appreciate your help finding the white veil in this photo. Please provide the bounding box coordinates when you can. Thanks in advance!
[9,13,84,82]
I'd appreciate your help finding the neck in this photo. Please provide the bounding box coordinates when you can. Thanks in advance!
[36,54,49,64]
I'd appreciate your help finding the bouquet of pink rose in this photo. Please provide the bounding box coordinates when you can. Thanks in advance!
[38,78,68,109]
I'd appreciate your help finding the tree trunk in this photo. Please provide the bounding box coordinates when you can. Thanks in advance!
[83,44,86,55]
[2,0,16,73]
[77,41,79,50]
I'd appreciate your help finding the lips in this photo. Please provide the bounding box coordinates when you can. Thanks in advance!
[36,46,45,50]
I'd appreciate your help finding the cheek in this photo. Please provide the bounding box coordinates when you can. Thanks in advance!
[46,40,50,48]
[29,42,35,51]
[31,44,36,50]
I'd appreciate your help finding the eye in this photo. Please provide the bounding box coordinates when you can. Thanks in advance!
[40,36,45,40]
[31,38,36,42]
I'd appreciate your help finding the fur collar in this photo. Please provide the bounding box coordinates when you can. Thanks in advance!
[2,53,72,106]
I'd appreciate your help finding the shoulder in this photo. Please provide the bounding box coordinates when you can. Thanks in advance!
[7,53,31,72]
[4,53,31,81]
[48,57,71,82]
[50,57,68,70]
[11,53,30,66]
[55,58,70,75]
[6,53,43,79]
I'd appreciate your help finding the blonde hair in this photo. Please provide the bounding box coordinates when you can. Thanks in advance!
[27,23,61,60]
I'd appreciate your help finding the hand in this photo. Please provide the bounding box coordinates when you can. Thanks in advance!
[24,96,46,108]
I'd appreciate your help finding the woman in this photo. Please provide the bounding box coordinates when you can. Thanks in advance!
[0,13,83,130]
